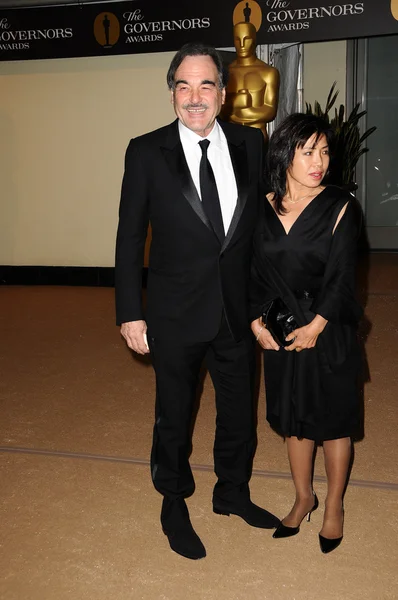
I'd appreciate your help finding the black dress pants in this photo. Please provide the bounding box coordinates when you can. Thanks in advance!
[149,315,256,504]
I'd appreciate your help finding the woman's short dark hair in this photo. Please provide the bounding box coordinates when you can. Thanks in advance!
[166,42,228,91]
[267,113,335,214]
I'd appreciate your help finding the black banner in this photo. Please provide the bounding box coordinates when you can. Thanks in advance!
[0,0,398,62]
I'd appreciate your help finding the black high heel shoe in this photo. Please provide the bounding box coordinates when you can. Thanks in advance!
[319,508,344,554]
[319,533,343,554]
[273,491,319,539]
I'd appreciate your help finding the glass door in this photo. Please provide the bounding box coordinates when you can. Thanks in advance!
[349,35,398,249]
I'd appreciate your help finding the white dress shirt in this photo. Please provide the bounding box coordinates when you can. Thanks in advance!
[178,120,238,234]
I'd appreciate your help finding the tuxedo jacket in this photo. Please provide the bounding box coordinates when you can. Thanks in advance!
[115,118,265,343]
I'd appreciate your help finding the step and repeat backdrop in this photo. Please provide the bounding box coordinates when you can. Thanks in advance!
[1,0,398,61]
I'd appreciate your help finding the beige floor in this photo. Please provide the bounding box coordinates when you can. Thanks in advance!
[1,253,398,600]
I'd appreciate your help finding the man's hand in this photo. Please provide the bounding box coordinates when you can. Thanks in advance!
[120,320,150,355]
[251,318,280,351]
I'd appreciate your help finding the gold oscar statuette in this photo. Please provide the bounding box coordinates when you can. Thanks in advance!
[391,0,398,20]
[220,21,280,141]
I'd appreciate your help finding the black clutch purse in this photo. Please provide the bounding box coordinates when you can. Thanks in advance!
[263,298,298,347]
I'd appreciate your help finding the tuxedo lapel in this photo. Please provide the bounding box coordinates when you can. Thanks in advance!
[159,120,251,249]
[220,122,250,252]
[160,121,213,234]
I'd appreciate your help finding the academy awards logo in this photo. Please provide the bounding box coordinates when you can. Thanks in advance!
[391,0,398,20]
[94,12,120,48]
[233,1,262,31]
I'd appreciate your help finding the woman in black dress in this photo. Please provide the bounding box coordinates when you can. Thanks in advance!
[250,114,363,553]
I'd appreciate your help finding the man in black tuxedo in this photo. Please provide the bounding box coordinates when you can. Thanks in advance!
[115,42,279,560]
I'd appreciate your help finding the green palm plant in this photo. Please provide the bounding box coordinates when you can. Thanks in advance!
[305,82,376,189]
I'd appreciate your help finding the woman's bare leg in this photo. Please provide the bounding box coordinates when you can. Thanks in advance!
[321,437,351,538]
[282,436,316,526]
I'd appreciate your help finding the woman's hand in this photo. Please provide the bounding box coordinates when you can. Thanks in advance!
[285,315,328,352]
[251,318,280,351]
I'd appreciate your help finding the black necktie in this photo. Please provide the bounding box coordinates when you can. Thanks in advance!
[198,139,225,243]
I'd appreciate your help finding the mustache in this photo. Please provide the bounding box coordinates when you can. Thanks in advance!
[182,103,208,110]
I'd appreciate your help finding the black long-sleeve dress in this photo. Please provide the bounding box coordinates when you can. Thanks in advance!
[250,186,363,441]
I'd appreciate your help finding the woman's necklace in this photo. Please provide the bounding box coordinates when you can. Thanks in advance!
[286,191,313,204]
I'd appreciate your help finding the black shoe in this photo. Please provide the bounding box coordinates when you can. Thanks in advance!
[213,498,280,529]
[273,492,319,539]
[319,506,344,554]
[161,498,206,560]
[319,534,343,554]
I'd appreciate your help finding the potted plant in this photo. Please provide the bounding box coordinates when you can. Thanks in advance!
[305,82,376,191]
